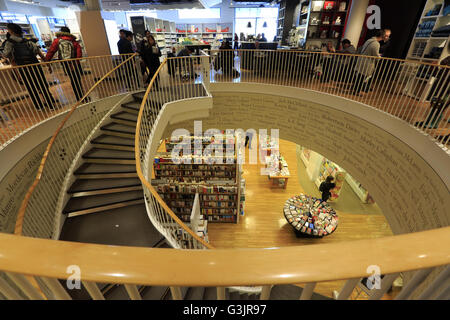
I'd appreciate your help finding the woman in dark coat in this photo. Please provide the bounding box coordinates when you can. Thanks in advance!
[139,31,161,86]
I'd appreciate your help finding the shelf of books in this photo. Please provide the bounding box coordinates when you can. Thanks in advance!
[314,158,346,201]
[153,133,243,224]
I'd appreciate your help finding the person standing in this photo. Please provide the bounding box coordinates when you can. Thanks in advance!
[234,33,239,50]
[138,31,161,86]
[117,30,134,54]
[45,26,85,102]
[117,31,136,89]
[260,33,267,42]
[319,176,336,202]
[338,39,356,54]
[352,29,391,95]
[3,23,57,111]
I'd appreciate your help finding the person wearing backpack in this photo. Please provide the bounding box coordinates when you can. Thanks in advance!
[352,29,391,95]
[3,23,58,111]
[46,27,85,102]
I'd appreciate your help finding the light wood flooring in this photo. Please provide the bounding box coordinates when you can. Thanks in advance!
[207,138,396,299]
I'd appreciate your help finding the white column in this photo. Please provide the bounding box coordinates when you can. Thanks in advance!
[344,0,370,45]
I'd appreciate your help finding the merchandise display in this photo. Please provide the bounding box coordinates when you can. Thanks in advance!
[283,194,338,237]
[265,153,290,188]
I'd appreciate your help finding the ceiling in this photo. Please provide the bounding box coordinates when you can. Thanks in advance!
[12,0,275,10]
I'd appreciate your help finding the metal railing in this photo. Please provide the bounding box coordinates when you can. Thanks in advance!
[208,49,450,148]
[0,54,139,148]
[0,51,448,300]
[135,56,213,249]
[15,53,142,238]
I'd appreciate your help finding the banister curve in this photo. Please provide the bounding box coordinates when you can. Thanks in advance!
[0,227,448,286]
[14,53,138,236]
[134,57,214,249]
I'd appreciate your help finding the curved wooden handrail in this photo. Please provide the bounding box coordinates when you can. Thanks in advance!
[0,227,448,286]
[0,53,135,70]
[209,49,450,68]
[14,53,139,236]
[134,57,214,249]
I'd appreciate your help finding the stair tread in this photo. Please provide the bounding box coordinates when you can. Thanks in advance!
[111,111,138,122]
[63,190,144,214]
[68,178,141,193]
[91,134,134,147]
[122,101,141,111]
[184,287,206,300]
[141,286,169,300]
[202,287,217,300]
[269,284,332,300]
[83,148,135,160]
[74,163,136,175]
[60,204,165,248]
[101,123,135,134]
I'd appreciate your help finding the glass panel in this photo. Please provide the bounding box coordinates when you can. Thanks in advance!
[235,18,257,39]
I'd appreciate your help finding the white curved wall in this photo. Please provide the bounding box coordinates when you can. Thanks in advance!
[162,83,450,235]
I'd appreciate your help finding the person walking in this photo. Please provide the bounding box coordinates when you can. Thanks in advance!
[138,31,161,86]
[3,23,58,111]
[45,26,85,102]
[117,31,136,89]
[319,176,336,202]
[352,29,391,95]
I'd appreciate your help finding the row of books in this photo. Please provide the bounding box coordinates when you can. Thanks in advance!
[201,208,237,215]
[155,177,235,183]
[155,164,236,170]
[206,215,236,222]
[155,156,235,164]
[155,170,235,177]
[202,201,235,208]
[154,184,238,194]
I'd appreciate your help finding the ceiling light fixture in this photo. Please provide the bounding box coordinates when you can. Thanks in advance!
[247,21,252,28]
[263,21,267,28]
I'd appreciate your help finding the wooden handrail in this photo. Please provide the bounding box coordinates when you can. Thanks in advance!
[0,227,448,286]
[208,49,450,68]
[14,53,138,236]
[0,53,135,70]
[134,57,214,249]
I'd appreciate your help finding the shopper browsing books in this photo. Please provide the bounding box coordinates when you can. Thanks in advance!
[138,31,161,86]
[319,176,336,202]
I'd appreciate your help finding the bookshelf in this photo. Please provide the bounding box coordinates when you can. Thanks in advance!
[407,0,450,64]
[152,133,245,224]
[314,158,346,201]
[297,0,351,50]
[130,16,177,55]
[404,0,450,101]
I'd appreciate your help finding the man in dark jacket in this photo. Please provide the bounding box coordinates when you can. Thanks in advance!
[117,30,134,54]
[3,23,57,110]
[45,27,85,102]
[117,31,136,89]
[319,176,336,202]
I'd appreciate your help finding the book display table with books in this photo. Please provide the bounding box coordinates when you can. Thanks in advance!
[283,194,338,238]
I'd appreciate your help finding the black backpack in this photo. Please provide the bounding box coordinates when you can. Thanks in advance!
[8,38,38,65]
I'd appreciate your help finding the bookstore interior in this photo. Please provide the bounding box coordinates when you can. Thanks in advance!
[0,0,448,242]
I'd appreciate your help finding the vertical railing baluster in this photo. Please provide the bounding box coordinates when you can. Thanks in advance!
[299,282,317,300]
[395,268,433,300]
[83,281,105,300]
[124,284,142,300]
[5,273,44,300]
[217,287,226,300]
[335,278,361,300]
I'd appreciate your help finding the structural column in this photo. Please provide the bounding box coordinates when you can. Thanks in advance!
[76,0,111,56]
[344,0,370,46]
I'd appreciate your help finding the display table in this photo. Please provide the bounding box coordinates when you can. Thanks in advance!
[283,194,338,238]
[265,154,289,189]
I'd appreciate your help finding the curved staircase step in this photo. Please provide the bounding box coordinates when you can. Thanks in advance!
[60,203,164,247]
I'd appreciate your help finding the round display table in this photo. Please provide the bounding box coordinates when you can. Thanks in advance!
[283,194,338,238]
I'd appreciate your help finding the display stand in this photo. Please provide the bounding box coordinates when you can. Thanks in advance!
[265,154,290,189]
[284,194,338,237]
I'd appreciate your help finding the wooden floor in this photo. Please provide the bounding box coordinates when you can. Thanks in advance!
[208,138,396,299]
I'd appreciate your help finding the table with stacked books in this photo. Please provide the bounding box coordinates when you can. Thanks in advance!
[283,194,338,238]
